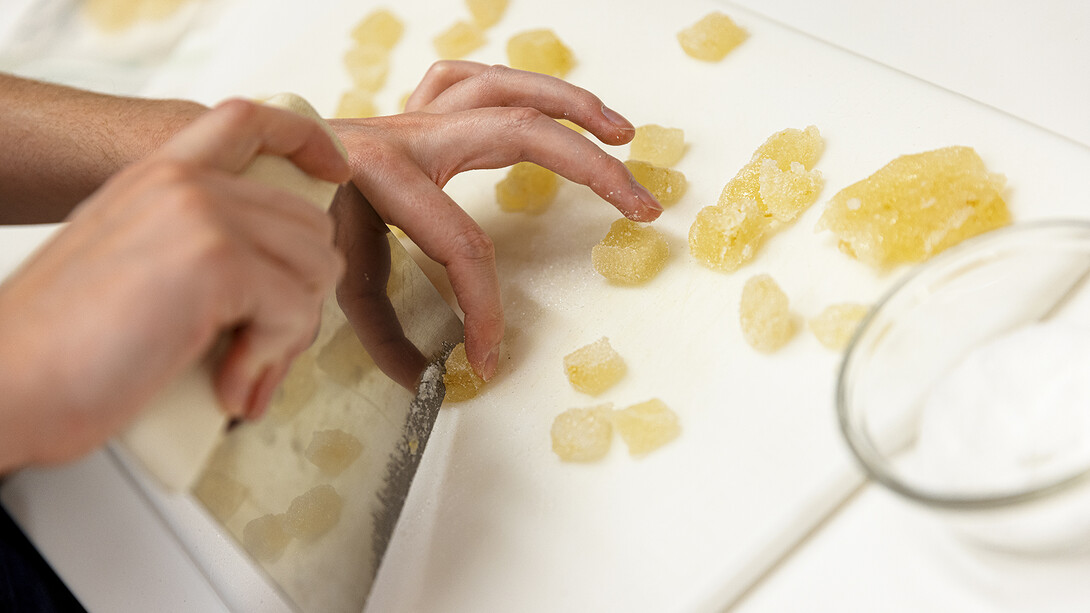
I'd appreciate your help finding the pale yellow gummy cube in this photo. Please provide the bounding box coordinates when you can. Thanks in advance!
[193,471,248,522]
[739,274,795,353]
[551,404,613,462]
[630,124,686,167]
[467,0,508,28]
[305,429,364,476]
[613,398,681,456]
[242,514,291,563]
[284,485,343,541]
[688,198,769,272]
[496,162,559,214]
[678,12,749,62]
[817,146,1010,268]
[351,8,404,49]
[434,21,486,60]
[625,160,687,207]
[334,89,378,119]
[564,337,626,395]
[443,342,485,402]
[317,322,376,388]
[809,303,869,351]
[344,44,390,91]
[507,29,575,78]
[592,218,670,285]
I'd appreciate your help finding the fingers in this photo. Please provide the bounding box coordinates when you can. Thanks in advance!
[155,99,351,184]
[416,63,636,147]
[348,155,504,380]
[331,186,428,390]
[413,108,662,222]
[405,60,489,112]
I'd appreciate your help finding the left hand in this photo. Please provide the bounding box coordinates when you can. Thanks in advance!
[330,61,661,382]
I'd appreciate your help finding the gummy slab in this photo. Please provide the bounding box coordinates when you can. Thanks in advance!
[42,1,1090,613]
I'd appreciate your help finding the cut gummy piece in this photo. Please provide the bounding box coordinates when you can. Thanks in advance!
[625,160,687,207]
[350,8,404,49]
[551,404,613,462]
[564,337,626,395]
[344,44,390,91]
[677,12,748,62]
[630,124,685,167]
[688,198,769,272]
[758,159,823,222]
[496,162,559,214]
[242,514,291,563]
[817,146,1010,268]
[284,484,343,541]
[592,218,670,285]
[305,429,364,476]
[507,29,575,78]
[467,0,508,28]
[334,89,378,119]
[613,398,681,456]
[434,21,486,60]
[809,303,869,351]
[443,342,485,402]
[739,274,795,353]
[193,471,247,522]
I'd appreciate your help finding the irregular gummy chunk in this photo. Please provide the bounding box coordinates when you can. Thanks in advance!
[344,44,390,91]
[268,349,317,423]
[242,514,291,563]
[625,160,687,207]
[551,405,613,462]
[434,21,486,60]
[507,29,576,78]
[630,124,686,167]
[317,322,376,388]
[721,126,824,208]
[564,337,626,395]
[194,471,248,522]
[83,0,188,32]
[443,342,485,402]
[467,0,508,28]
[305,429,364,476]
[688,198,769,272]
[817,146,1009,268]
[739,274,795,353]
[284,485,343,541]
[334,89,378,119]
[350,8,404,49]
[677,12,748,62]
[613,398,681,456]
[496,162,559,214]
[592,218,670,285]
[758,159,823,222]
[809,303,869,351]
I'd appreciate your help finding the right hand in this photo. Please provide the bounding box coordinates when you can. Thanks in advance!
[0,99,349,470]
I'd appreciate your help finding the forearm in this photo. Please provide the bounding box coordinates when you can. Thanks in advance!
[0,73,207,224]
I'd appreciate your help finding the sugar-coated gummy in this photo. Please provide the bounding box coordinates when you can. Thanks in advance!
[467,0,508,28]
[809,303,870,351]
[350,8,404,49]
[443,342,485,402]
[677,12,748,62]
[496,162,559,214]
[592,217,670,285]
[563,337,627,395]
[434,21,487,60]
[507,29,576,78]
[242,514,291,563]
[305,429,364,476]
[551,405,614,462]
[739,274,795,353]
[630,124,686,167]
[284,484,344,541]
[625,160,688,207]
[612,399,681,456]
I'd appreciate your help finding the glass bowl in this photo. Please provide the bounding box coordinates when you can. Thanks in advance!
[838,220,1090,554]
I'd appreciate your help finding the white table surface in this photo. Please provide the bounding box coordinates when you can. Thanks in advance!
[2,1,1089,611]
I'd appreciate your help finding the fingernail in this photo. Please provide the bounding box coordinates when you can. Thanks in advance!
[631,181,663,219]
[480,345,501,382]
[601,105,634,132]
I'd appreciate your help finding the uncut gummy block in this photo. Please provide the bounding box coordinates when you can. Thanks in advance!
[592,218,670,285]
[284,484,344,541]
[496,162,558,214]
[564,337,626,395]
[625,160,687,207]
[630,124,686,167]
[739,274,795,353]
[677,12,748,62]
[305,429,364,476]
[350,8,404,49]
[443,342,485,402]
[467,0,507,28]
[817,146,1010,268]
[613,398,681,456]
[809,303,869,351]
[434,21,486,60]
[551,405,613,462]
[507,29,575,78]
[242,514,291,563]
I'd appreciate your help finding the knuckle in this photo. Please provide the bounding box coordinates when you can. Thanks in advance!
[214,98,260,125]
[452,226,495,265]
[504,106,546,133]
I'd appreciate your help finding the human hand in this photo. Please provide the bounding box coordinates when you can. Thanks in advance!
[0,99,349,470]
[330,61,661,382]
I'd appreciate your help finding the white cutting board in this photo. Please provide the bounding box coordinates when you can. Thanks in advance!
[112,0,1090,610]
